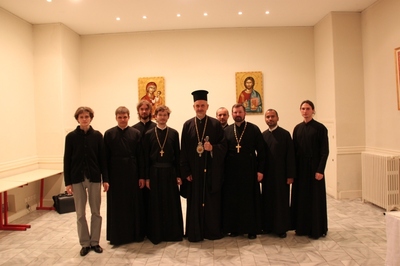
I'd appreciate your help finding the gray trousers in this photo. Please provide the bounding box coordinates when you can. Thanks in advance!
[72,178,102,247]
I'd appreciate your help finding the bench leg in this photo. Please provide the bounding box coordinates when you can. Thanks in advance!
[36,178,55,211]
[0,192,30,231]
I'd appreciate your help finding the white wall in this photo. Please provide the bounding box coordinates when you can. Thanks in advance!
[0,8,37,173]
[362,0,400,153]
[33,24,81,169]
[80,28,315,134]
[2,0,400,216]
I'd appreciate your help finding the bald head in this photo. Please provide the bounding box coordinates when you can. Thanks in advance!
[216,107,229,128]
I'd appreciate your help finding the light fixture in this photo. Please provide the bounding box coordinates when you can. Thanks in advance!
[47,0,52,2]
[203,13,208,16]
[177,14,181,17]
[265,11,270,15]
[116,17,121,21]
[143,15,147,19]
[238,11,242,15]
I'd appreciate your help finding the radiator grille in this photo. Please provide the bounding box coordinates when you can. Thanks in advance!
[361,152,400,211]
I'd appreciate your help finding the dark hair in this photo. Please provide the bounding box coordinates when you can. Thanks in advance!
[231,103,246,112]
[300,100,315,110]
[74,106,94,120]
[115,106,130,116]
[266,108,279,117]
[244,76,255,88]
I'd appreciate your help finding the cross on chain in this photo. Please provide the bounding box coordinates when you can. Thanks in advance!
[235,144,241,153]
[160,150,164,157]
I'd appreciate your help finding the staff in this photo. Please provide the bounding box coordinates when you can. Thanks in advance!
[202,136,209,207]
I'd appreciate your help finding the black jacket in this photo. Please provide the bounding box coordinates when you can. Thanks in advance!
[64,126,108,186]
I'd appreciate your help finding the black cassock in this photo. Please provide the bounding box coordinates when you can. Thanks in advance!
[132,120,156,235]
[292,119,329,239]
[222,121,265,235]
[180,116,227,242]
[104,126,145,245]
[143,127,183,245]
[262,127,296,235]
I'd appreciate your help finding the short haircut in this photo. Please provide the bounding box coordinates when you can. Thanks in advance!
[74,106,94,120]
[266,109,279,117]
[231,103,245,112]
[154,105,171,117]
[216,107,229,115]
[115,106,130,116]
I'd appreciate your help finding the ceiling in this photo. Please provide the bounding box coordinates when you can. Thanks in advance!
[0,0,378,35]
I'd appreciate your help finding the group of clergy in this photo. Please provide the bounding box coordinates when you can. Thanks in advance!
[102,90,329,248]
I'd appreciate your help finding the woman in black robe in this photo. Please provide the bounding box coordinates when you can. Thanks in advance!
[291,100,329,239]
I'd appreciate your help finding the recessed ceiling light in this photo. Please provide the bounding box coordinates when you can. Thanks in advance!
[143,15,147,19]
[265,11,270,15]
[204,13,208,16]
[238,11,242,15]
[177,14,181,17]
[47,0,52,2]
[116,17,121,21]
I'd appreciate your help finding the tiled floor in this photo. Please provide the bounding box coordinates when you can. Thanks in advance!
[0,194,388,265]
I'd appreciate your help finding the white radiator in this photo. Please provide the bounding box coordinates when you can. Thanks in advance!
[361,152,400,211]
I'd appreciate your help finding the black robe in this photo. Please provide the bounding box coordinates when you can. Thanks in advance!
[104,126,145,245]
[143,127,183,245]
[291,119,329,239]
[180,115,227,242]
[222,121,265,235]
[132,120,156,235]
[262,126,296,235]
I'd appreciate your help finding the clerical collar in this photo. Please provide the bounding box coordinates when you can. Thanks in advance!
[196,116,206,123]
[268,125,278,132]
[235,120,246,128]
[157,125,167,130]
[118,125,129,130]
[140,119,151,124]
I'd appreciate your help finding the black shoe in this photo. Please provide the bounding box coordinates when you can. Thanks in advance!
[278,233,287,238]
[248,234,257,239]
[229,232,238,237]
[91,245,103,253]
[80,246,91,256]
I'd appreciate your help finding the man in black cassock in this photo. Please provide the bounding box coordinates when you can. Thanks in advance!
[104,106,145,245]
[222,103,265,239]
[132,99,156,236]
[292,100,329,240]
[143,105,183,245]
[180,90,227,242]
[262,109,296,238]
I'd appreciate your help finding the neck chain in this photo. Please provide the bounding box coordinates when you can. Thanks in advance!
[155,126,169,157]
[194,116,208,157]
[234,121,247,153]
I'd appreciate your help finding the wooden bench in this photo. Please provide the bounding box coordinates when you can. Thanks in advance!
[0,169,62,231]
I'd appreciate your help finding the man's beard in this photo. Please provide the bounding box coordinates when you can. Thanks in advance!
[140,114,151,120]
[234,116,243,122]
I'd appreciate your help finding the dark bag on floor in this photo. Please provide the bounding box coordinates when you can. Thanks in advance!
[53,192,75,214]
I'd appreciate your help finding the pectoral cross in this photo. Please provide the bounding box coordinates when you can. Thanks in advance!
[160,150,164,157]
[235,144,241,153]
